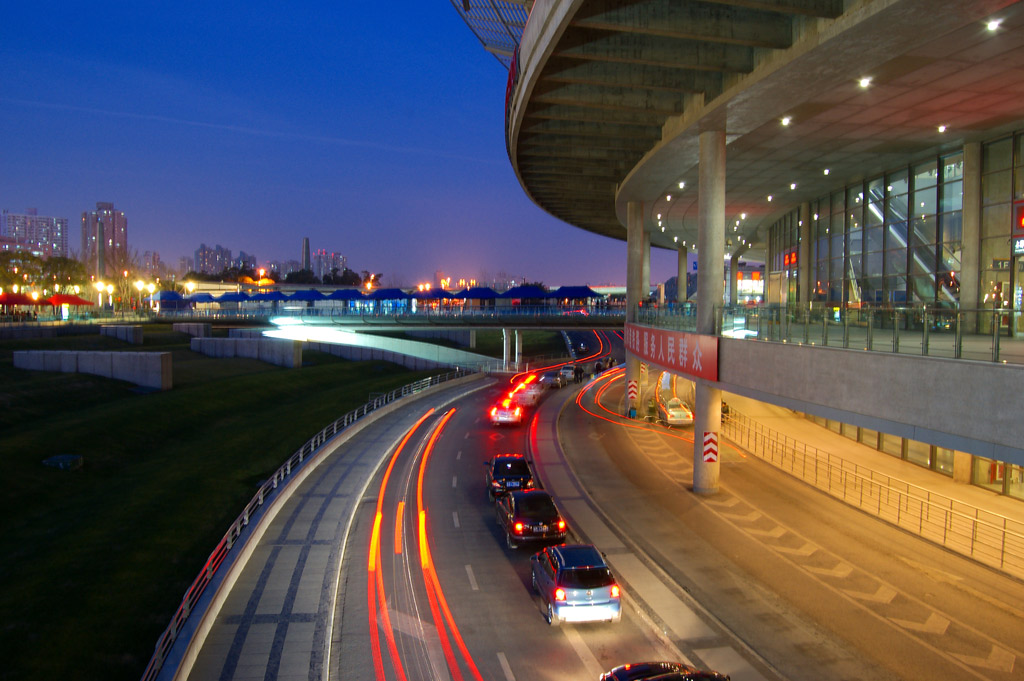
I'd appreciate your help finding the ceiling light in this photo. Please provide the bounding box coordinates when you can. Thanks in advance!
[937,124,947,133]
[813,213,819,220]
[657,213,661,220]
[661,226,665,232]
[666,195,672,201]
[673,236,678,243]
[678,181,685,189]
[734,225,738,231]
[858,77,872,88]
[781,116,792,126]
[790,183,797,190]
[823,168,830,175]
[741,213,747,219]
[987,18,1002,31]
[767,195,773,202]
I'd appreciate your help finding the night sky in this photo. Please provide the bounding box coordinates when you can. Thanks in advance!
[2,2,681,288]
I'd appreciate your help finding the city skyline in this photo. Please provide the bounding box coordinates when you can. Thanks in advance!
[1,3,687,288]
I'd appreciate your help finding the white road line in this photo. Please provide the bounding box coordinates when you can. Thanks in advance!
[497,652,515,681]
[465,564,479,591]
[452,511,460,528]
[457,450,462,460]
[564,626,604,678]
[464,432,470,439]
[452,475,458,488]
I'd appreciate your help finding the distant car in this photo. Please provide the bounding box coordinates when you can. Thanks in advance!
[484,453,535,501]
[600,662,730,681]
[510,374,543,407]
[489,397,523,426]
[559,364,576,383]
[539,371,566,389]
[658,397,694,427]
[496,489,567,549]
[530,543,621,626]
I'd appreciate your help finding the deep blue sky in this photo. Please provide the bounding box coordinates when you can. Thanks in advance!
[2,2,679,287]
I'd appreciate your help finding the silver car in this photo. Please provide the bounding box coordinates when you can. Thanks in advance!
[530,544,621,625]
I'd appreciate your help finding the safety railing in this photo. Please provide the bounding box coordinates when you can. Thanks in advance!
[140,368,472,681]
[721,410,1024,580]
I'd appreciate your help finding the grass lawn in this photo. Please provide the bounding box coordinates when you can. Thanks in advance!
[0,325,439,681]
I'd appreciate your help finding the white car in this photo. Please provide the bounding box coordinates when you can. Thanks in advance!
[490,397,523,426]
[559,364,576,383]
[658,397,693,426]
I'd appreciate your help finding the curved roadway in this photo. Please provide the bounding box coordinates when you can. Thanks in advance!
[185,329,1024,681]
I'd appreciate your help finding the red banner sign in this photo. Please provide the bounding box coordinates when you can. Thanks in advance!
[624,323,718,381]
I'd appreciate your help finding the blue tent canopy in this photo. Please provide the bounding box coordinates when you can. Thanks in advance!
[216,291,250,302]
[500,285,548,299]
[454,286,498,299]
[327,289,365,300]
[366,288,410,300]
[186,292,216,303]
[288,289,326,301]
[145,290,184,302]
[251,291,288,302]
[547,285,604,299]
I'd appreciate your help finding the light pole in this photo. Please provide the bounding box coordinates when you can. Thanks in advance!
[135,280,144,314]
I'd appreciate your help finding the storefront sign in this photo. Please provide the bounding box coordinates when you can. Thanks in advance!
[624,323,718,381]
[1013,240,1024,256]
[994,258,1012,270]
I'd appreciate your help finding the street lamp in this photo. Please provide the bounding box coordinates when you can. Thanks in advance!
[135,280,144,313]
[94,281,105,307]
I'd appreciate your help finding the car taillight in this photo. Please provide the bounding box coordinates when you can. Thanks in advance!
[490,407,497,416]
[490,480,501,487]
[557,519,566,531]
[514,407,521,417]
[554,588,566,601]
[610,584,620,598]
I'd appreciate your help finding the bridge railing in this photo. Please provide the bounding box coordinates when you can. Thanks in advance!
[721,409,1024,579]
[140,368,472,681]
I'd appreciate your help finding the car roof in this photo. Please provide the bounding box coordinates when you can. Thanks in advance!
[491,453,524,462]
[551,543,606,568]
[510,489,551,501]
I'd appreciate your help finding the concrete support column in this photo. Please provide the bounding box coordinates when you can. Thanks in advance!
[514,329,523,368]
[728,243,749,306]
[626,201,645,416]
[642,231,651,303]
[468,329,477,349]
[694,129,726,494]
[677,245,688,303]
[798,202,812,305]
[502,328,511,370]
[962,142,981,333]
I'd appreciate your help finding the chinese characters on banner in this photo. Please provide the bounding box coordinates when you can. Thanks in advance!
[623,323,719,382]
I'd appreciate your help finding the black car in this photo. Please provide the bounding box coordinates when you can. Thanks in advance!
[600,662,730,681]
[484,453,535,501]
[495,489,567,549]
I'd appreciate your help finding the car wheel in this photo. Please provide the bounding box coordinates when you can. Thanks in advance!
[506,531,517,550]
[547,603,560,626]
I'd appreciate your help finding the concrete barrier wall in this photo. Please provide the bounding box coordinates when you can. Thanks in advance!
[101,325,144,344]
[14,350,172,390]
[407,329,475,348]
[173,323,211,338]
[190,337,301,368]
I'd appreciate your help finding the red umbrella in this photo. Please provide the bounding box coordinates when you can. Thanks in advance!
[47,293,95,306]
[0,291,36,306]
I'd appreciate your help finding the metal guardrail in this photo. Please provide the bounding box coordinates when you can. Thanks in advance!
[139,368,472,681]
[721,410,1024,580]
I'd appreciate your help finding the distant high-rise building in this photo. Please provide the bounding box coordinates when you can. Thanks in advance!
[312,249,346,280]
[194,243,233,275]
[178,256,194,276]
[235,251,257,271]
[3,208,69,259]
[301,237,310,272]
[81,202,127,278]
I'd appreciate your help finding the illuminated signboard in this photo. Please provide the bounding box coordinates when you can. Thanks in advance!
[1015,201,1024,237]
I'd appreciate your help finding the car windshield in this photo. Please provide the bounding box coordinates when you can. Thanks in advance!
[559,566,613,589]
[667,398,683,408]
[517,495,557,517]
[494,459,530,477]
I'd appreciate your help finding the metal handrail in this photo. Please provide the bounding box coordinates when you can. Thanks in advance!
[140,368,472,681]
[721,410,1024,579]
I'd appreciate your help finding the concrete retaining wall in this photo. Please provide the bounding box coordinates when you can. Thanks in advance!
[173,323,212,338]
[190,337,302,368]
[14,350,172,390]
[101,325,144,344]
[305,341,447,371]
[407,329,476,348]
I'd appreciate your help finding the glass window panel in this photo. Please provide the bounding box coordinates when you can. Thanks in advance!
[983,137,1012,173]
[887,220,909,250]
[885,276,907,304]
[831,233,844,259]
[913,159,938,189]
[939,242,961,273]
[909,274,936,303]
[972,456,1004,492]
[849,226,863,256]
[831,191,845,215]
[886,194,909,224]
[1016,133,1024,168]
[1014,168,1024,201]
[830,256,844,282]
[847,185,864,212]
[982,169,1011,205]
[1006,465,1024,500]
[980,235,1009,266]
[866,200,884,227]
[906,440,931,467]
[865,226,884,251]
[849,251,863,280]
[942,153,963,181]
[887,169,909,196]
[913,188,937,217]
[886,249,908,275]
[940,180,962,213]
[881,432,903,457]
[940,212,962,243]
[981,203,1011,239]
[867,177,885,202]
[911,215,937,246]
[864,250,883,277]
[910,245,937,277]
